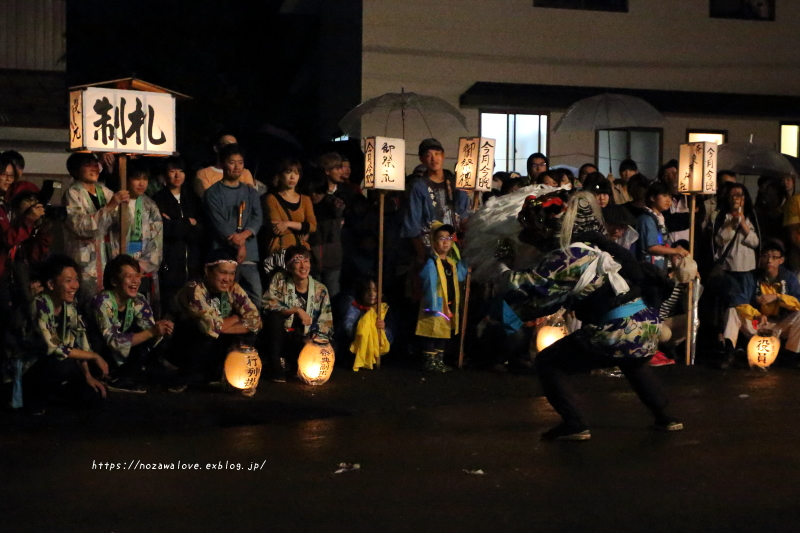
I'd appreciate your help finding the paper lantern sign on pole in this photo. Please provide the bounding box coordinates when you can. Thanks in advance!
[224,345,262,390]
[298,338,336,386]
[364,136,406,191]
[69,87,176,155]
[678,142,717,194]
[455,137,496,192]
[747,332,780,369]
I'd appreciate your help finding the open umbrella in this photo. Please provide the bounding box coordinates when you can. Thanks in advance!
[338,88,468,139]
[718,141,797,178]
[553,94,664,175]
[553,93,665,132]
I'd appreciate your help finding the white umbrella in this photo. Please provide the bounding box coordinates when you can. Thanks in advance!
[338,88,468,139]
[553,94,664,175]
[553,93,665,132]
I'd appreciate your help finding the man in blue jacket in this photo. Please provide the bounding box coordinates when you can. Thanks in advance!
[203,143,263,309]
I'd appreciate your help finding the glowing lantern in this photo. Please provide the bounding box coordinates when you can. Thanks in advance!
[224,345,262,390]
[455,137,496,192]
[747,332,780,369]
[536,324,568,352]
[363,136,405,191]
[297,338,336,386]
[678,142,717,194]
[69,86,176,155]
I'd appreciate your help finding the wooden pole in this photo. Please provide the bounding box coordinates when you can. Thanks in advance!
[457,191,482,369]
[685,193,697,366]
[119,155,128,254]
[376,191,385,369]
[458,269,472,369]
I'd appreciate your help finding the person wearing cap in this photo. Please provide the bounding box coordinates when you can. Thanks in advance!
[170,249,262,384]
[415,222,467,372]
[63,152,130,298]
[260,245,333,382]
[401,138,470,265]
[722,239,800,368]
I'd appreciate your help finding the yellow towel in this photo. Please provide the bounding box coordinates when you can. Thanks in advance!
[351,303,390,371]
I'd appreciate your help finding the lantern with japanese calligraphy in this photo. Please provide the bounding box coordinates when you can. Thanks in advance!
[455,137,496,192]
[297,338,336,386]
[747,331,780,369]
[69,86,176,155]
[363,136,406,191]
[224,345,262,390]
[678,142,717,194]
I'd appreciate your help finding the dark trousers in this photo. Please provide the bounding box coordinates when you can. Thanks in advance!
[534,330,669,430]
[258,312,306,376]
[170,319,256,380]
[23,356,103,409]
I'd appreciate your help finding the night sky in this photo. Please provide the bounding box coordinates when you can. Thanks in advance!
[66,0,324,169]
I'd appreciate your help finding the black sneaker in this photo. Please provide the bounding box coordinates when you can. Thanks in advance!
[106,377,147,394]
[542,423,591,441]
[654,416,684,432]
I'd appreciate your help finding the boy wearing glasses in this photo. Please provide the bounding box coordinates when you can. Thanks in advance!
[723,240,800,367]
[415,222,467,372]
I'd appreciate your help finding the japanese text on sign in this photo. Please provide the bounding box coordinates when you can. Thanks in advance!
[69,87,176,155]
[363,136,405,191]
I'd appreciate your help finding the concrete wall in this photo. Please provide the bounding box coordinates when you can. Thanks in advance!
[362,0,800,172]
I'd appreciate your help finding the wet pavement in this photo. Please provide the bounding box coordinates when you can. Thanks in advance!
[3,363,800,532]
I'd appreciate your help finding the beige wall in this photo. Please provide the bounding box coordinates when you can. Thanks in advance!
[362,0,800,172]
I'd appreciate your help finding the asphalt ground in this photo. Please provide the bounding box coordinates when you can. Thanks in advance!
[3,361,800,532]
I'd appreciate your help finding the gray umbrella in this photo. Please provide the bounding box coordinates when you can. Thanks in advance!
[552,93,665,132]
[718,141,797,178]
[338,89,468,139]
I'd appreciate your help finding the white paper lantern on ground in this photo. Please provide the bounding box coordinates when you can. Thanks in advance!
[298,338,336,386]
[747,333,780,369]
[224,345,262,390]
[536,324,568,352]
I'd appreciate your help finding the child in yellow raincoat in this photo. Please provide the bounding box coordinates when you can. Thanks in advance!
[415,222,468,372]
[344,276,392,371]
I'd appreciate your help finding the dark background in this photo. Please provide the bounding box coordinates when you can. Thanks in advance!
[65,0,363,176]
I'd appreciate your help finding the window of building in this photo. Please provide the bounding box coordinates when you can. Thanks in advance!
[533,0,628,12]
[480,112,548,174]
[596,128,662,179]
[687,130,727,145]
[710,0,774,21]
[781,124,800,158]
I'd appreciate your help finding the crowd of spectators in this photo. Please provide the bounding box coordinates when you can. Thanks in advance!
[3,133,800,414]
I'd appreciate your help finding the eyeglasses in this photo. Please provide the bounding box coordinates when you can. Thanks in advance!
[729,192,744,198]
[1,172,14,179]
[761,253,783,261]
[436,236,453,242]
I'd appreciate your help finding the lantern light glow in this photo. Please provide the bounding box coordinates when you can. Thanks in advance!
[298,338,336,386]
[455,137,496,192]
[363,136,406,191]
[536,325,568,352]
[747,332,780,369]
[678,142,717,194]
[224,345,262,390]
